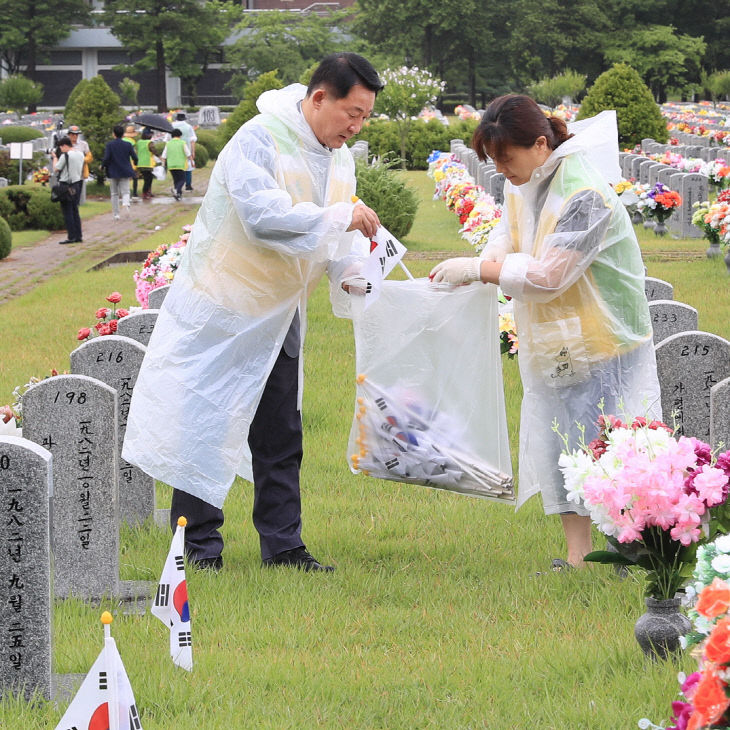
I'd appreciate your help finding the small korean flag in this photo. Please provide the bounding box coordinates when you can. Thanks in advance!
[361,226,408,309]
[56,612,142,730]
[151,517,193,671]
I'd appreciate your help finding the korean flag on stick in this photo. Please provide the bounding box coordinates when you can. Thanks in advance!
[151,516,192,671]
[56,612,143,730]
[350,197,411,310]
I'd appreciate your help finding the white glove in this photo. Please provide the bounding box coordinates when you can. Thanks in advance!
[340,263,370,296]
[429,258,482,286]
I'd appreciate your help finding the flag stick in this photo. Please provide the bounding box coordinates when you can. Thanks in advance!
[101,612,120,730]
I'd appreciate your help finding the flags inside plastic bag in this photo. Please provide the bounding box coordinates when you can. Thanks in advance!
[151,519,192,671]
[348,278,514,502]
[361,225,407,309]
[56,616,142,730]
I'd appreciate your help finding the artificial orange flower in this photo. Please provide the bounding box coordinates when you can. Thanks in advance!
[696,577,730,619]
[705,617,730,663]
[692,670,730,725]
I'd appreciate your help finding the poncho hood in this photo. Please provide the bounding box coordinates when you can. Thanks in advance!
[256,83,329,155]
[532,110,621,186]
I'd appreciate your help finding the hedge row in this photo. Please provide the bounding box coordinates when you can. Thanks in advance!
[0,185,64,231]
[351,118,480,170]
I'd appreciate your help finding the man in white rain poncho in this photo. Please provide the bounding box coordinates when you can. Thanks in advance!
[430,95,661,571]
[123,54,383,572]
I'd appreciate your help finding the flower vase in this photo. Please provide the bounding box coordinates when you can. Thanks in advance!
[653,220,668,237]
[634,597,690,660]
[724,248,730,275]
[707,241,723,258]
[631,210,644,225]
[643,218,655,230]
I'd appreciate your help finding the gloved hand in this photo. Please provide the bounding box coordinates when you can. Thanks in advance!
[340,263,370,295]
[429,257,482,286]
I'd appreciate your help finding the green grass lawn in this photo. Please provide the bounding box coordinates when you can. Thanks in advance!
[3,174,728,728]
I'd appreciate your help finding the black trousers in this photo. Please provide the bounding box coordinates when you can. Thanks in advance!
[59,181,82,241]
[170,346,304,561]
[170,169,185,196]
[139,168,154,194]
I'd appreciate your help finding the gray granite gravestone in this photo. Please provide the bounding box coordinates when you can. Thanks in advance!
[116,309,159,346]
[644,276,673,301]
[489,173,505,204]
[198,105,221,128]
[22,375,119,600]
[711,376,730,450]
[655,331,730,440]
[70,336,154,527]
[679,173,708,238]
[449,139,463,153]
[648,300,699,344]
[148,284,170,309]
[639,159,654,185]
[630,156,645,181]
[0,436,52,700]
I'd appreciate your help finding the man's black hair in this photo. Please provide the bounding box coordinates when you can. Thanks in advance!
[306,53,383,99]
[113,124,125,138]
[171,128,182,137]
[57,136,72,148]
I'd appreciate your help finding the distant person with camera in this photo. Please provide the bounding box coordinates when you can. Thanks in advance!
[52,135,83,245]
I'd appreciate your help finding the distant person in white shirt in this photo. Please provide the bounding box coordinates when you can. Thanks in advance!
[52,135,84,244]
[172,112,197,191]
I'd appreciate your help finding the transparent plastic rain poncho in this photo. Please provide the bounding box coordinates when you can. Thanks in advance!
[122,84,368,508]
[347,280,514,503]
[479,110,661,514]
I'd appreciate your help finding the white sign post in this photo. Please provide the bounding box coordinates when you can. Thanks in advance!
[9,142,33,184]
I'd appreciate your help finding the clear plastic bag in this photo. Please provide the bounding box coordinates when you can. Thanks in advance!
[348,278,514,503]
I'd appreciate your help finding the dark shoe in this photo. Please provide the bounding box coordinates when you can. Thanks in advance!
[185,186,193,191]
[189,556,223,572]
[263,546,334,572]
[551,558,574,572]
[58,239,77,245]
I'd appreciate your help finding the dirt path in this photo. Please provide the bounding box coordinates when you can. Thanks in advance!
[0,171,210,306]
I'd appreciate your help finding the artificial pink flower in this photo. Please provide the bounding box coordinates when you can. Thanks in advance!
[77,327,92,340]
[95,307,109,319]
[106,292,122,304]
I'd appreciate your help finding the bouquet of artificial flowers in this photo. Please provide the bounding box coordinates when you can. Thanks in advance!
[76,291,132,341]
[557,413,730,599]
[133,225,191,307]
[692,191,730,248]
[637,182,683,224]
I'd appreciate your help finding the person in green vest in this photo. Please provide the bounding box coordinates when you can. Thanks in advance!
[123,125,140,200]
[162,129,191,201]
[135,127,160,200]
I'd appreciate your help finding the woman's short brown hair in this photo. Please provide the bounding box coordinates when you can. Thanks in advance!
[472,94,572,162]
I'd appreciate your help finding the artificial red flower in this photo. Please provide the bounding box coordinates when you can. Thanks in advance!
[108,319,118,333]
[95,307,109,319]
[691,670,730,726]
[106,292,122,304]
[116,308,129,318]
[0,405,13,424]
[98,323,112,336]
[696,577,730,619]
[704,617,730,664]
[77,327,92,340]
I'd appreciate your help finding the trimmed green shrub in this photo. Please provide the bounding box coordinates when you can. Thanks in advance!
[64,76,124,183]
[0,216,11,260]
[0,126,44,143]
[194,129,222,159]
[0,75,43,114]
[0,185,64,231]
[355,160,418,240]
[218,70,283,148]
[578,63,668,147]
[193,143,209,169]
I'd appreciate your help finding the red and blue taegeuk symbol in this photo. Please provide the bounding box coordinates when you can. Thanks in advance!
[173,580,190,622]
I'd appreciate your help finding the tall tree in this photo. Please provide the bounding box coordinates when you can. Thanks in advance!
[604,25,705,102]
[103,0,238,111]
[225,8,348,95]
[0,0,89,107]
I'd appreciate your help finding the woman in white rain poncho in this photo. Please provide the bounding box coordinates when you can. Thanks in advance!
[123,54,382,570]
[430,95,661,569]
